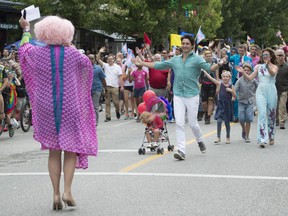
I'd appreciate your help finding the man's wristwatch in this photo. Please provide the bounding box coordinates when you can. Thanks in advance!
[23,27,30,32]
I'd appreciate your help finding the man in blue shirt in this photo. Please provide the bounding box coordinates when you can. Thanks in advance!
[228,44,252,122]
[133,35,225,160]
[89,54,106,126]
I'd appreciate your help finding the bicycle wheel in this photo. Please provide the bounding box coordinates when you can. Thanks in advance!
[20,99,32,132]
[0,119,5,135]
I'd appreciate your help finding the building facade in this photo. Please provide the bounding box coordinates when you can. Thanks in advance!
[0,0,23,51]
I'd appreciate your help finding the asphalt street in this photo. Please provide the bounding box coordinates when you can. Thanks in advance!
[0,108,288,216]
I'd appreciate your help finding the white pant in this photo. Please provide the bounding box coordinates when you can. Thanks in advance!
[174,95,203,153]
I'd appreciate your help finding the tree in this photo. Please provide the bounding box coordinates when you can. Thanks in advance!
[12,0,223,47]
[218,0,288,47]
[176,0,223,39]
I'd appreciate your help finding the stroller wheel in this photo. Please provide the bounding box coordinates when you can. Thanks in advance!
[169,145,174,151]
[138,148,143,155]
[168,145,171,151]
[161,148,164,154]
[142,148,146,155]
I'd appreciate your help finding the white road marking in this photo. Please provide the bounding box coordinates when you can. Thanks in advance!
[0,172,288,180]
[99,149,136,153]
[112,121,134,127]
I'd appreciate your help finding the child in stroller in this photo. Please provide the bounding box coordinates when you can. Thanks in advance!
[140,111,163,148]
[138,95,174,155]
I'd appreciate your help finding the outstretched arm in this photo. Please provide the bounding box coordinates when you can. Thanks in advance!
[201,69,220,86]
[132,57,155,69]
[135,47,145,61]
[235,65,258,81]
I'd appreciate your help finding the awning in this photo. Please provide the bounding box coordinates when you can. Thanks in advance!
[90,30,136,42]
[5,39,46,50]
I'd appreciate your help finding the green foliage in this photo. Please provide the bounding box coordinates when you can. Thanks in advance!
[219,0,288,47]
[13,0,288,47]
[12,0,223,47]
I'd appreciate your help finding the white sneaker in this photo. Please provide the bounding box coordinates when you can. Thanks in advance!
[152,142,159,147]
[146,143,152,148]
[169,118,175,123]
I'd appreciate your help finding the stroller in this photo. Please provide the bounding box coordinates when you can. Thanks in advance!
[138,96,174,155]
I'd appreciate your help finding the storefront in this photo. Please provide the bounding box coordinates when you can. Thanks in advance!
[0,0,22,51]
[0,1,137,55]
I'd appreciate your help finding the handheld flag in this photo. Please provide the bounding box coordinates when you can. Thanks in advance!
[247,35,254,45]
[276,30,282,37]
[276,30,286,46]
[170,34,181,49]
[121,43,128,56]
[125,48,135,67]
[196,26,205,45]
[144,32,151,45]
[180,31,194,37]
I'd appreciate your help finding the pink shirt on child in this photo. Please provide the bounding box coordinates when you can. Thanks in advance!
[131,69,147,89]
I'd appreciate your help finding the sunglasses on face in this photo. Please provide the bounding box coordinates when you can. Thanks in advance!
[262,54,269,57]
[276,54,284,57]
[162,52,167,54]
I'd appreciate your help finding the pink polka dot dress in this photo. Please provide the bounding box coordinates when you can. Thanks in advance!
[19,43,98,169]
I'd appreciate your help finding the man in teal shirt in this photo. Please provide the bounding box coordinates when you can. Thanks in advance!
[133,35,224,160]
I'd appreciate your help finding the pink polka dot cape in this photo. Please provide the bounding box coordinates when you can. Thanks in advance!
[19,43,98,169]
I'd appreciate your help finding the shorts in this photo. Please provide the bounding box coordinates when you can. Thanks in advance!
[200,83,216,102]
[134,87,146,98]
[124,86,133,92]
[238,102,254,123]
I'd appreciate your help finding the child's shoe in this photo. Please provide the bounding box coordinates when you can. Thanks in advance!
[225,138,230,144]
[152,142,159,147]
[214,138,221,144]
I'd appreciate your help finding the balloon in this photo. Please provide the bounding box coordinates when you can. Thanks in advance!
[143,90,156,104]
[137,102,147,114]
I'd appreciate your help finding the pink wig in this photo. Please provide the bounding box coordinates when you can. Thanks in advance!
[34,16,74,45]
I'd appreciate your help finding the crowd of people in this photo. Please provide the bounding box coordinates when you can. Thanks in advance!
[88,37,287,151]
[37,34,287,156]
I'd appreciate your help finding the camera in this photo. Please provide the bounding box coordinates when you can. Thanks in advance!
[10,45,17,51]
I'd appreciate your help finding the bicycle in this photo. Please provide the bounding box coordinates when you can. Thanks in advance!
[19,89,32,132]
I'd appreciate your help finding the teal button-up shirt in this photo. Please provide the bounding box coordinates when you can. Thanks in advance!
[154,51,211,98]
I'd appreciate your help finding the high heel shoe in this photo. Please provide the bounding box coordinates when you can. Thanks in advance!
[62,193,77,207]
[53,195,63,211]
